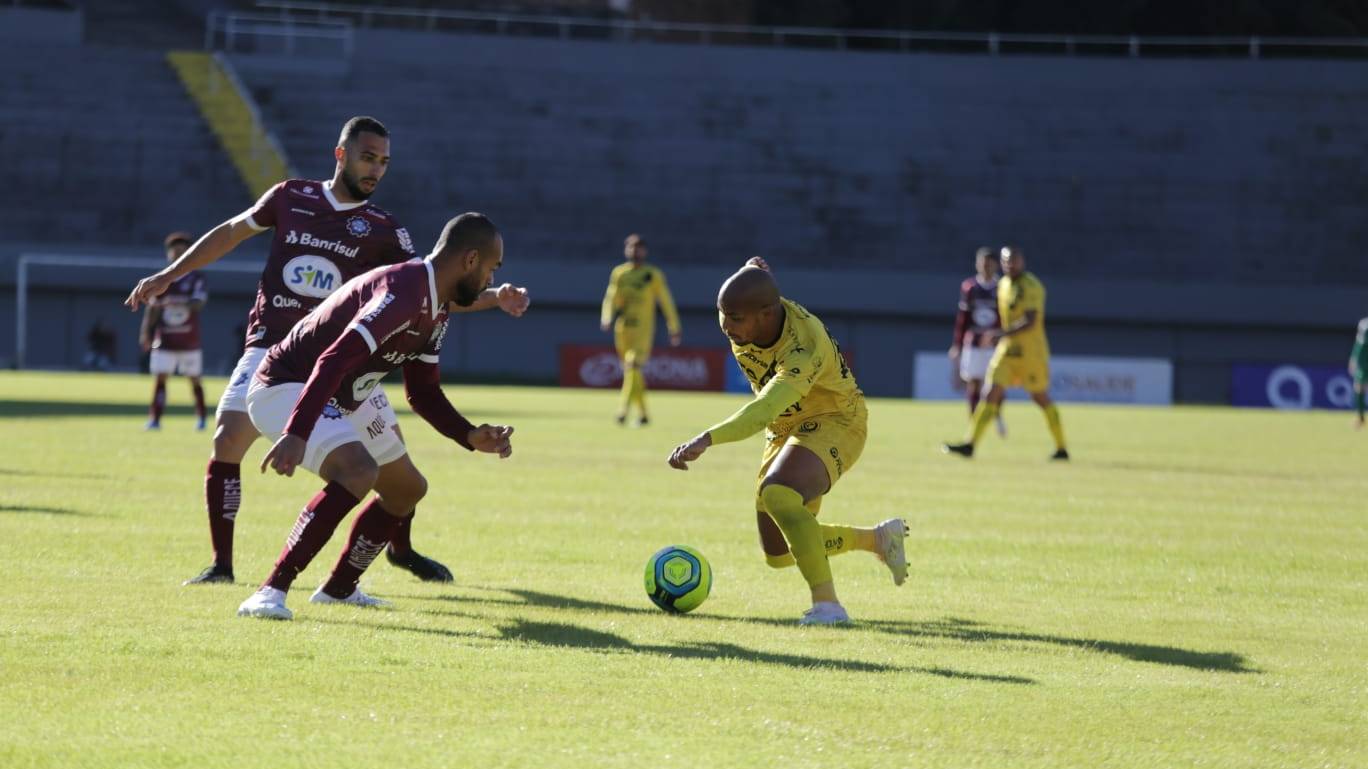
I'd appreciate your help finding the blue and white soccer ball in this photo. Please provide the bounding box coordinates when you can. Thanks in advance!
[644,545,712,614]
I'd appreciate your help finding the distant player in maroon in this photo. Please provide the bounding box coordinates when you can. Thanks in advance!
[124,116,530,587]
[139,231,208,431]
[237,213,514,620]
[949,247,1006,435]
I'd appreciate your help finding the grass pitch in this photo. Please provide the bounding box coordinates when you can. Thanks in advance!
[0,371,1364,768]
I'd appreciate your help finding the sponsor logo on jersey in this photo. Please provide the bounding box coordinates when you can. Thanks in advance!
[346,216,372,238]
[289,207,316,217]
[322,401,344,419]
[429,320,448,352]
[352,371,385,402]
[291,186,320,200]
[282,255,343,298]
[381,350,413,365]
[396,227,415,254]
[272,294,303,309]
[161,305,192,327]
[302,185,314,194]
[360,293,395,323]
[281,230,360,258]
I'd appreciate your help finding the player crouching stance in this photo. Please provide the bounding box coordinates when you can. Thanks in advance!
[667,258,907,625]
[238,214,514,620]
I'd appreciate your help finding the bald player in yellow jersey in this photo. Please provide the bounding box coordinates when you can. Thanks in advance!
[668,258,908,625]
[600,233,681,425]
[944,246,1068,460]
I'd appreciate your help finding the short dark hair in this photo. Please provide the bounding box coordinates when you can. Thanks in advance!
[164,231,194,249]
[435,213,499,256]
[974,247,993,261]
[339,116,389,146]
[625,233,645,248]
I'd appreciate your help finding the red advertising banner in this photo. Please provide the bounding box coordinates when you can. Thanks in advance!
[559,345,729,391]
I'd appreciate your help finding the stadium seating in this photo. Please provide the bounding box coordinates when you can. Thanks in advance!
[3,43,251,248]
[231,29,1368,283]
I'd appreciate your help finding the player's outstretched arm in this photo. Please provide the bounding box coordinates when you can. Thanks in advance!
[124,217,260,311]
[667,432,712,470]
[448,283,530,317]
[403,360,515,458]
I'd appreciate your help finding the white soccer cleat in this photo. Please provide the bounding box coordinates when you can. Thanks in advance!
[309,585,391,608]
[875,518,910,587]
[237,586,292,620]
[799,601,852,626]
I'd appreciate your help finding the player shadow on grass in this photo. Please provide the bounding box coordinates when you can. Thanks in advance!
[0,399,203,420]
[316,610,1032,683]
[397,588,1253,675]
[0,503,86,515]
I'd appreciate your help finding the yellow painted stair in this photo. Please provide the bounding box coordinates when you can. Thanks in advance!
[167,50,291,198]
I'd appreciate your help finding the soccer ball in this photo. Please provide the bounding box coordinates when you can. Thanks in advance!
[644,545,712,614]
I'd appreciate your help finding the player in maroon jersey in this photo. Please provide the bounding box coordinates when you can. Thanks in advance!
[139,232,209,431]
[124,116,529,587]
[949,247,1006,436]
[237,213,512,620]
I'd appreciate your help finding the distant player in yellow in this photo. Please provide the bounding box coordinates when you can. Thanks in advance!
[600,233,681,425]
[943,246,1068,460]
[668,258,908,625]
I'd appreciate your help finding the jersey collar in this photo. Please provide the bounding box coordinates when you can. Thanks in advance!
[423,259,439,319]
[321,181,367,212]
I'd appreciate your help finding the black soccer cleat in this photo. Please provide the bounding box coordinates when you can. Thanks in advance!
[183,564,234,585]
[386,546,454,583]
[941,442,974,458]
[1050,448,1070,461]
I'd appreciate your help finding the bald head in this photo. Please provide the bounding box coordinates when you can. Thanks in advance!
[718,266,780,314]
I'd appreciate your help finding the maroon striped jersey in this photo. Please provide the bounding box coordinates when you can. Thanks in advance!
[953,276,1001,348]
[258,259,450,415]
[151,271,207,351]
[239,179,416,349]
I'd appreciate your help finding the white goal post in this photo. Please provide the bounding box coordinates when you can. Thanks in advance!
[14,253,263,369]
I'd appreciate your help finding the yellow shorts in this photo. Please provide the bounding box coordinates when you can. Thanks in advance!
[753,401,867,514]
[614,328,652,367]
[988,346,1050,393]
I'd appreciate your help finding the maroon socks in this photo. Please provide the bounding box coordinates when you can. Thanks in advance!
[205,460,240,569]
[264,482,362,592]
[320,499,405,598]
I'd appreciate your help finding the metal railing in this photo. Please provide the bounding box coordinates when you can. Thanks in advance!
[253,0,1368,59]
[206,9,353,57]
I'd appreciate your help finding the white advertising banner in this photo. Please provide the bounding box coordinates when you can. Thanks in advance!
[913,352,1173,405]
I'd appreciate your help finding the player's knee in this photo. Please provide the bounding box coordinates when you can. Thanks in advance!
[402,469,429,507]
[759,483,805,527]
[335,456,379,497]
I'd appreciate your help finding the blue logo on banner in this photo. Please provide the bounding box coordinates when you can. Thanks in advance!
[1230,364,1355,409]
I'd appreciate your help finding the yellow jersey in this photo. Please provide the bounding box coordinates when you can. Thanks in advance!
[724,298,863,438]
[600,263,680,337]
[997,271,1050,360]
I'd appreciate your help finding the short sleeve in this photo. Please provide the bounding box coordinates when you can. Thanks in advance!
[418,318,448,364]
[1021,279,1044,314]
[237,182,283,231]
[346,280,414,353]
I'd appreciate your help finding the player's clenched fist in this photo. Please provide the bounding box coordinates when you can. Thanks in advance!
[667,433,712,470]
[261,434,307,477]
[125,273,174,311]
[495,283,530,317]
[468,424,514,458]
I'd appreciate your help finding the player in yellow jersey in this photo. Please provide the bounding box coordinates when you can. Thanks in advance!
[943,246,1068,460]
[600,233,681,425]
[667,258,908,625]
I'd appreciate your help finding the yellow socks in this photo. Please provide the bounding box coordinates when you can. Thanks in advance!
[619,367,646,417]
[1044,403,1066,450]
[759,484,832,588]
[968,403,999,445]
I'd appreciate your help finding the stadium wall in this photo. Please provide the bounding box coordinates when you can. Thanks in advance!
[2,251,1361,404]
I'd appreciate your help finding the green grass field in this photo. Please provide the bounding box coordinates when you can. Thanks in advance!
[0,371,1365,768]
